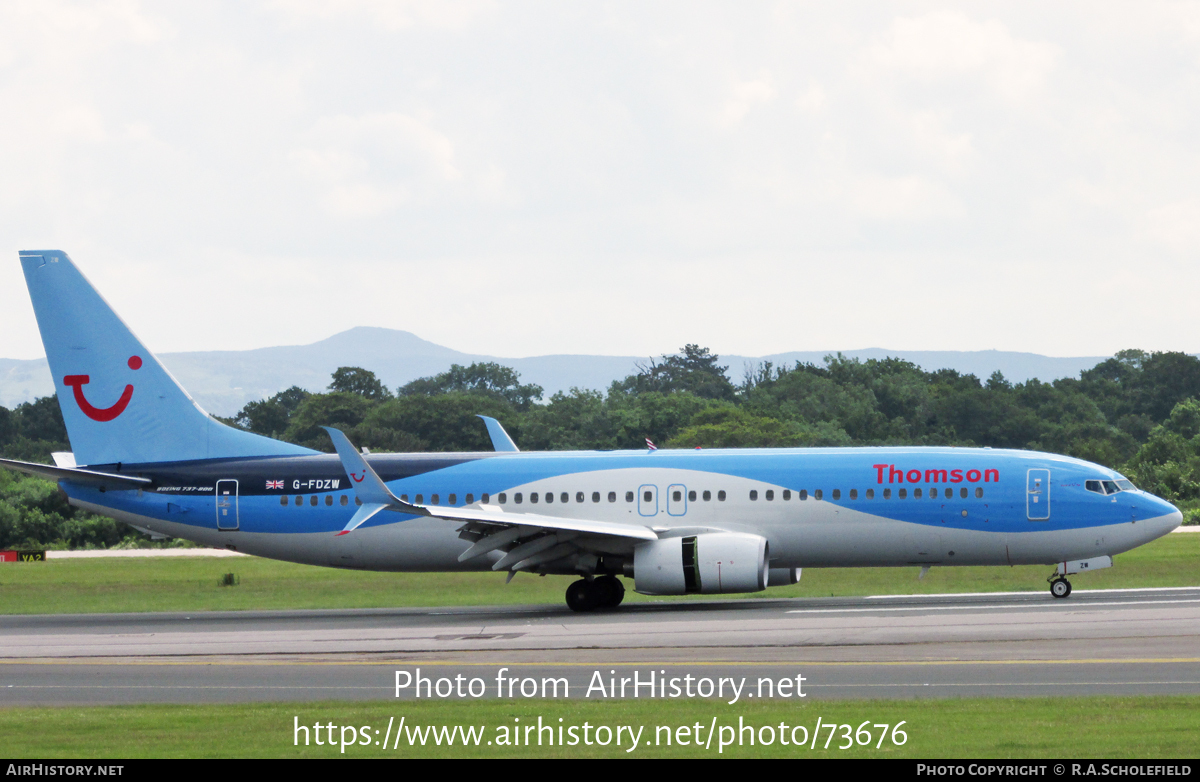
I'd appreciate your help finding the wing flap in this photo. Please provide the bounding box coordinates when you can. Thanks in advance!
[424,505,658,541]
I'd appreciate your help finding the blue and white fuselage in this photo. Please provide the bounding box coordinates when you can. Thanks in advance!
[2,250,1182,610]
[67,446,1178,573]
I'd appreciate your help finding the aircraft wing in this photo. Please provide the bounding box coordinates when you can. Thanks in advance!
[323,427,657,572]
[0,457,153,489]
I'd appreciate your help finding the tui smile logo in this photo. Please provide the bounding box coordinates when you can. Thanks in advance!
[62,355,142,422]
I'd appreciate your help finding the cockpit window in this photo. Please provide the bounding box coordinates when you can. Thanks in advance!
[1086,479,1134,495]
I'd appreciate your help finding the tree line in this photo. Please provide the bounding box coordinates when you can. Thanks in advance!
[4,346,1200,548]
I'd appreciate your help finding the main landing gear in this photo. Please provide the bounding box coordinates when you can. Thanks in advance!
[1049,577,1072,598]
[565,575,626,612]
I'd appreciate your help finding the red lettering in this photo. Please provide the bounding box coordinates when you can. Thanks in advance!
[925,469,947,483]
[950,470,964,483]
[873,464,889,484]
[967,469,982,482]
[906,469,921,483]
[985,469,999,483]
[889,465,904,483]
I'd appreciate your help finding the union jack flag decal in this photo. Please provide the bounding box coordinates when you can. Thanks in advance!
[266,480,284,490]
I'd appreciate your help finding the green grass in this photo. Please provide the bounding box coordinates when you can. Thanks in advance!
[0,534,1197,615]
[3,696,1198,758]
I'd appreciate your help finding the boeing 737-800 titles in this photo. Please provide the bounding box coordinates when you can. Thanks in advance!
[0,251,1183,610]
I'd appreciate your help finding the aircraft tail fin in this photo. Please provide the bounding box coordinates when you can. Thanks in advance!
[19,250,317,465]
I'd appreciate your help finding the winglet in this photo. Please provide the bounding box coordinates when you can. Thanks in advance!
[322,427,429,533]
[336,502,389,535]
[477,415,519,452]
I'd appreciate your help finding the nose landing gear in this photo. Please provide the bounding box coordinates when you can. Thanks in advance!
[1049,577,1072,598]
[565,575,626,612]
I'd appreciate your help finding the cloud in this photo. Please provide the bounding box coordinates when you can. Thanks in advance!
[867,11,1059,102]
[1144,199,1200,255]
[290,112,463,217]
[266,0,495,31]
[719,73,775,127]
[844,174,965,221]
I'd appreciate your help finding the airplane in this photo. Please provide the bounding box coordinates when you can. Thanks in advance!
[0,250,1183,611]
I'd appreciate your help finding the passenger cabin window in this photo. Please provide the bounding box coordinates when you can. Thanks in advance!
[814,489,823,500]
[515,493,523,504]
[530,493,538,503]
[482,493,490,504]
[850,489,857,500]
[592,492,600,502]
[749,490,758,501]
[765,490,774,501]
[498,493,507,504]
[688,490,697,501]
[673,490,682,501]
[448,494,456,505]
[866,488,874,499]
[431,494,440,505]
[626,491,634,502]
[400,494,409,502]
[355,497,362,506]
[914,488,922,499]
[325,495,333,506]
[310,495,318,506]
[280,496,287,506]
[883,488,891,499]
[703,490,711,501]
[832,489,841,500]
[562,492,570,503]
[718,490,726,501]
[783,490,791,500]
[340,495,348,506]
[577,492,585,503]
[975,487,984,498]
[465,493,474,504]
[294,496,302,506]
[799,490,807,500]
[415,494,424,504]
[607,491,616,502]
[959,487,967,499]
[898,489,907,499]
[643,490,653,503]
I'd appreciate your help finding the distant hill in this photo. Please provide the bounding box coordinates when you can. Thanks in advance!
[0,327,1115,416]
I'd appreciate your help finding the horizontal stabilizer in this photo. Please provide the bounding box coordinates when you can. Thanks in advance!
[0,458,152,489]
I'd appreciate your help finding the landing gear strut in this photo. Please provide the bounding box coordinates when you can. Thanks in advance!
[565,575,626,612]
[1049,577,1072,598]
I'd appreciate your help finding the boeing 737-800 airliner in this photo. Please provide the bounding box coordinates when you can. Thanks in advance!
[0,251,1183,610]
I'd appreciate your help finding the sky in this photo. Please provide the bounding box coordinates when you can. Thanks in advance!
[1,1,1199,361]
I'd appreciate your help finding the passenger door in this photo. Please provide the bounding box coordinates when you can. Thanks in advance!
[1026,469,1050,521]
[216,479,240,530]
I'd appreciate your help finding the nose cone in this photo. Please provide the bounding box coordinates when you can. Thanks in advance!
[1147,496,1183,537]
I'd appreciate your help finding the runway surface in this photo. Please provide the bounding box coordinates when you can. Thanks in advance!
[3,587,1200,704]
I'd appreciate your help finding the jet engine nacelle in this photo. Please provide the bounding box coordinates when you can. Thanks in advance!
[633,532,769,595]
